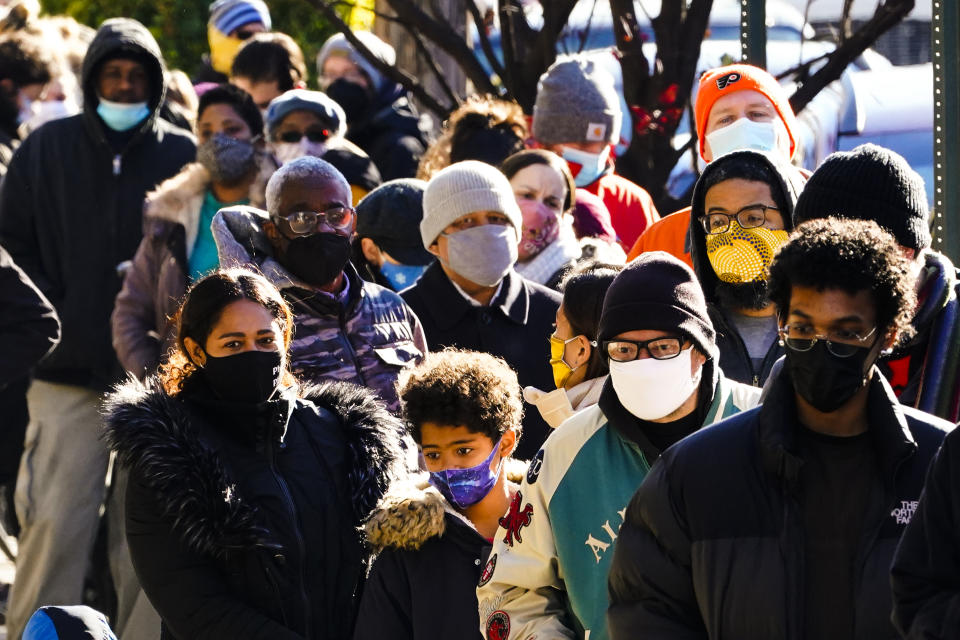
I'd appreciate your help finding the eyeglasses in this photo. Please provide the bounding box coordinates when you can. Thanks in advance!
[700,205,780,235]
[275,207,355,236]
[235,29,258,40]
[277,128,332,144]
[778,323,877,358]
[604,336,686,362]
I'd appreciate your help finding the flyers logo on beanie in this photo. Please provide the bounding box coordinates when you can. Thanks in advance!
[716,72,742,90]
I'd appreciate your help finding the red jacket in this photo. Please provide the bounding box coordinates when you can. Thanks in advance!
[585,173,659,249]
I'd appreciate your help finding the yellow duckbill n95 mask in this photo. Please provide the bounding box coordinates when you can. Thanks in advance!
[706,223,789,283]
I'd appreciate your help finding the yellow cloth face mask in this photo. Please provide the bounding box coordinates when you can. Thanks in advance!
[549,334,581,389]
[706,222,789,283]
[208,25,244,75]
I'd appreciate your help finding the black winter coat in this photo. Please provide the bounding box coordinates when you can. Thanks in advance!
[400,263,561,459]
[104,377,406,640]
[891,425,960,638]
[607,369,952,640]
[0,18,195,389]
[347,93,427,181]
[0,244,59,389]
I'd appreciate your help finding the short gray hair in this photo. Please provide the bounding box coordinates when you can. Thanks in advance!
[265,156,351,216]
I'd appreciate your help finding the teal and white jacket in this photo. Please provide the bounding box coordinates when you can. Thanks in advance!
[477,366,760,640]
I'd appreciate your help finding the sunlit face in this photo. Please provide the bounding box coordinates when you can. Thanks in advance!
[783,286,883,350]
[419,422,514,474]
[610,329,705,373]
[703,179,784,231]
[703,89,787,162]
[97,58,149,104]
[427,210,513,262]
[321,56,369,89]
[183,299,284,366]
[271,109,331,143]
[510,163,566,214]
[231,76,281,113]
[196,102,253,144]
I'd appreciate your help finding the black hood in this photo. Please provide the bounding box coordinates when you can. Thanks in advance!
[688,150,805,304]
[80,18,167,142]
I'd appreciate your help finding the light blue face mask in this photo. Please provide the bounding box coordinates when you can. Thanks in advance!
[561,145,611,188]
[379,261,428,291]
[96,97,149,132]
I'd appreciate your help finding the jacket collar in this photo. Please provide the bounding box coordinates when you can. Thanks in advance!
[758,367,917,489]
[416,262,530,331]
[892,249,958,357]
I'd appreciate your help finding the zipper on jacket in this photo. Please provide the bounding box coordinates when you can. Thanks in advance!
[113,154,121,176]
[338,306,366,386]
[267,432,312,638]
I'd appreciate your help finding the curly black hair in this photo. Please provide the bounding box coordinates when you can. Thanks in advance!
[399,348,523,446]
[768,218,916,341]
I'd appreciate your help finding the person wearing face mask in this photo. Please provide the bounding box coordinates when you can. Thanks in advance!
[531,57,659,249]
[112,83,271,379]
[688,149,804,387]
[265,88,382,204]
[317,31,429,181]
[352,178,434,292]
[195,0,271,84]
[0,32,53,178]
[105,269,407,640]
[477,252,759,640]
[354,349,526,640]
[608,219,952,640]
[0,18,195,640]
[628,63,803,268]
[522,261,621,428]
[211,156,427,412]
[401,160,561,459]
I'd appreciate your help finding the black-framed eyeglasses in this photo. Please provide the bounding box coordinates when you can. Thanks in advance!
[604,336,686,362]
[277,128,332,144]
[699,204,780,235]
[778,323,877,358]
[275,206,355,236]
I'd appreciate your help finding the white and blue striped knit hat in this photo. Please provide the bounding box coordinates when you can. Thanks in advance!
[208,0,272,35]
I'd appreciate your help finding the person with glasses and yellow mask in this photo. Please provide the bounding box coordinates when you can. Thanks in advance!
[688,149,805,387]
[477,251,759,640]
[608,219,952,640]
[211,155,426,411]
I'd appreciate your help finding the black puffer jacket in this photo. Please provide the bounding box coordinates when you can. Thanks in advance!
[104,376,407,640]
[607,369,952,640]
[0,18,195,390]
[347,91,427,181]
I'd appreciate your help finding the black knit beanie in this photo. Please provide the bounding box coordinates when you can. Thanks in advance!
[599,251,718,360]
[793,143,930,251]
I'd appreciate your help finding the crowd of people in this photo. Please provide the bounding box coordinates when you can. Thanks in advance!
[1,1,959,639]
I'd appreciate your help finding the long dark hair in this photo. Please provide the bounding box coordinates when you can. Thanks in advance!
[159,269,296,395]
[500,149,577,213]
[559,261,623,380]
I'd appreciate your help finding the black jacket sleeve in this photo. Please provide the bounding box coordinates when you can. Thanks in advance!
[352,549,413,640]
[891,430,960,638]
[124,466,303,640]
[0,244,59,388]
[607,455,709,640]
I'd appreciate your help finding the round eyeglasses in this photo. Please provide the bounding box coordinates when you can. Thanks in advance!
[275,206,355,236]
[778,323,877,358]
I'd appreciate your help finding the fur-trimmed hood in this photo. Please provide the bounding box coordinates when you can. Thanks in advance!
[103,376,406,561]
[364,459,527,553]
[145,158,274,261]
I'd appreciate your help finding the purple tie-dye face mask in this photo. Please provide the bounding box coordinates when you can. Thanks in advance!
[427,437,504,509]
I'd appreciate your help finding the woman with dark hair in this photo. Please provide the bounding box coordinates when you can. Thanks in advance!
[502,150,624,290]
[104,269,405,640]
[112,83,277,379]
[523,260,622,427]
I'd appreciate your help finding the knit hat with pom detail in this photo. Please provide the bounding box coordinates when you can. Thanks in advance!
[532,57,622,146]
[420,160,522,249]
[793,143,930,251]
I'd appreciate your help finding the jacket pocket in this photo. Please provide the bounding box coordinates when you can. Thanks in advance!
[372,340,422,369]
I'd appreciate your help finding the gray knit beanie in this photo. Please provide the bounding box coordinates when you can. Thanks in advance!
[420,160,522,249]
[316,32,395,93]
[532,57,622,146]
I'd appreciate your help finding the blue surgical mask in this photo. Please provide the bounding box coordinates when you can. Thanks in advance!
[96,97,149,132]
[379,261,428,290]
[561,145,611,187]
[427,437,504,509]
[705,117,785,159]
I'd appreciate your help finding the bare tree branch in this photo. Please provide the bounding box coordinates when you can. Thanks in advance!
[840,0,855,44]
[466,0,506,81]
[578,0,601,54]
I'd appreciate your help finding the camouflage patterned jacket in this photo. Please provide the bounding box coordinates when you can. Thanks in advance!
[212,206,427,411]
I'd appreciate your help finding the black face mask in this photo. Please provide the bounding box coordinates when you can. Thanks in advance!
[325,78,372,123]
[784,340,877,413]
[281,232,352,287]
[200,349,282,404]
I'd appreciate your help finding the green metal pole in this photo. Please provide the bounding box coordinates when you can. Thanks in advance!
[932,0,960,263]
[740,0,767,69]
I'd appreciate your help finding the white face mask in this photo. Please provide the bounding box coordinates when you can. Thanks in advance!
[705,117,788,159]
[608,347,702,420]
[271,138,329,166]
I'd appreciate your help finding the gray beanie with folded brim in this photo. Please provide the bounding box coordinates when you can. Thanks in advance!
[420,160,522,249]
[316,31,395,93]
[532,56,622,146]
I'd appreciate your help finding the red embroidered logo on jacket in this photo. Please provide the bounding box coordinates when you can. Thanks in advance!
[499,491,533,547]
